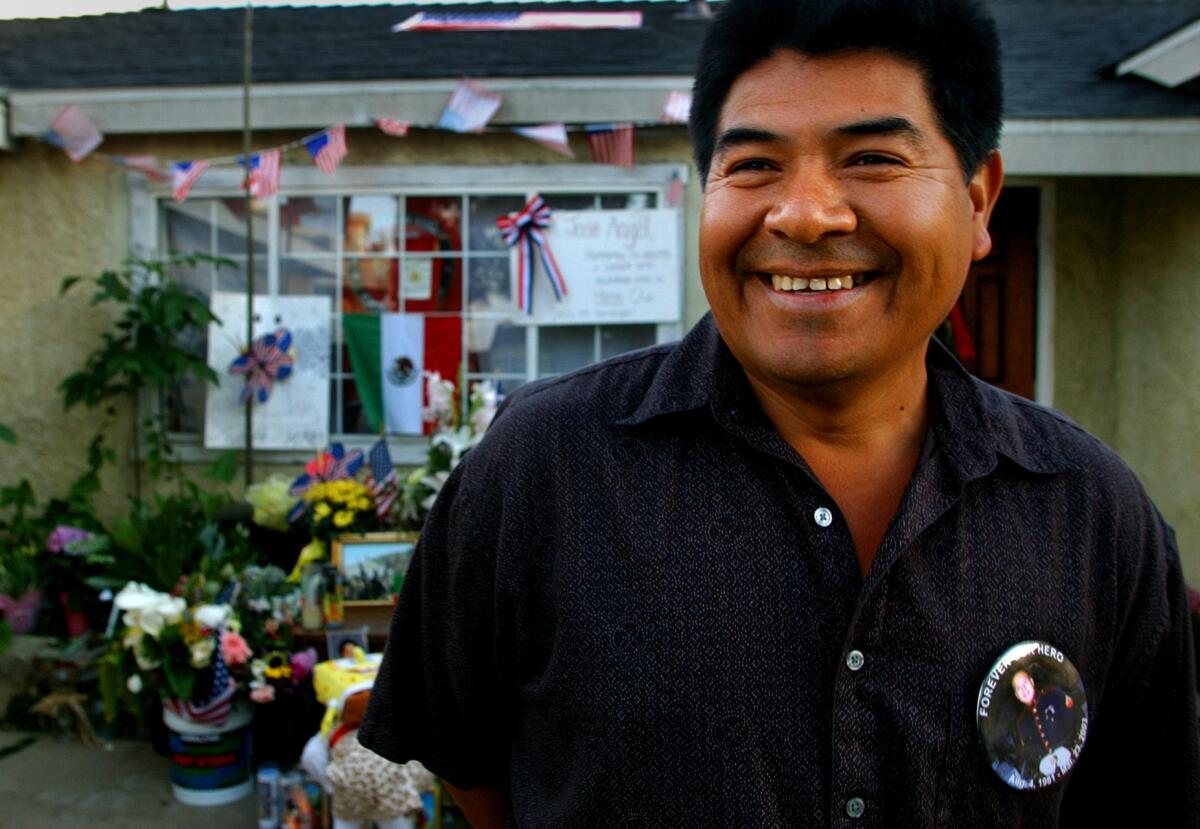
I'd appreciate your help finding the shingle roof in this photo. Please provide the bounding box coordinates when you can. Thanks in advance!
[0,1,1197,118]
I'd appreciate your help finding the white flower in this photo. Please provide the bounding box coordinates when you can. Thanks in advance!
[422,371,457,427]
[132,639,160,671]
[114,582,185,638]
[126,675,143,694]
[193,604,232,630]
[250,658,268,683]
[247,598,271,612]
[470,380,500,436]
[432,426,473,467]
[189,637,215,668]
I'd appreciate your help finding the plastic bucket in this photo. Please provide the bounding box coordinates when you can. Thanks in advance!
[162,703,254,806]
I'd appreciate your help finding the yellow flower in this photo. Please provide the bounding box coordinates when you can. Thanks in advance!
[333,510,354,528]
[314,502,332,519]
[350,497,371,512]
[264,651,292,680]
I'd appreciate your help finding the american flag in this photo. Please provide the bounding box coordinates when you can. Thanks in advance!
[304,125,347,175]
[437,79,503,134]
[246,148,281,199]
[363,438,400,522]
[661,91,692,124]
[228,328,294,405]
[171,160,210,202]
[46,104,103,162]
[586,123,635,168]
[375,118,411,137]
[164,634,235,726]
[113,154,169,182]
[514,122,574,158]
[666,172,685,208]
[393,11,643,32]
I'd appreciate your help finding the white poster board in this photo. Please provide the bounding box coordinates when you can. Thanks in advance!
[204,293,331,450]
[519,208,681,324]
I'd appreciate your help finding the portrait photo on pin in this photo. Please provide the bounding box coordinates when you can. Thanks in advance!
[976,641,1088,791]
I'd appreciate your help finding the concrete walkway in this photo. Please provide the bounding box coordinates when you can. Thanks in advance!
[0,729,256,828]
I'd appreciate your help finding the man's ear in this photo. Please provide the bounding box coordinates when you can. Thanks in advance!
[969,150,1005,262]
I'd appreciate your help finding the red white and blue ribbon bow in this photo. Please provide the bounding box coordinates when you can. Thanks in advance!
[496,195,567,315]
[229,328,294,405]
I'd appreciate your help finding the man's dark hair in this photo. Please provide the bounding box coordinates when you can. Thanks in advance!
[689,0,1003,183]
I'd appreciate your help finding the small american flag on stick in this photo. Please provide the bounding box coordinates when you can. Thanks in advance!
[363,438,400,522]
[163,635,235,727]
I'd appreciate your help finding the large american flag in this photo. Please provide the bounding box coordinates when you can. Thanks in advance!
[304,125,347,175]
[172,160,210,203]
[363,438,400,522]
[393,11,643,32]
[164,635,235,726]
[586,123,635,169]
[247,148,281,199]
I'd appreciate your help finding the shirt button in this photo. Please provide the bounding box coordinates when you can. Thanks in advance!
[846,797,865,819]
[813,507,833,527]
[846,649,865,672]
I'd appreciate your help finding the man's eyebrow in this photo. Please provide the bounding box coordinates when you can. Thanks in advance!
[835,116,927,146]
[712,127,780,156]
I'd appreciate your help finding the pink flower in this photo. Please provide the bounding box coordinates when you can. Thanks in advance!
[250,683,276,703]
[46,526,94,554]
[220,630,253,666]
[289,647,318,682]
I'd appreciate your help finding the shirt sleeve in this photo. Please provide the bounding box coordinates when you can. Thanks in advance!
[358,443,514,789]
[1061,510,1200,824]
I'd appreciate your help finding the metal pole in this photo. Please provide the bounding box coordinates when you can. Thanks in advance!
[242,1,255,487]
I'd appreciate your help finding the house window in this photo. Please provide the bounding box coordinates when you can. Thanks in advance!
[148,169,684,449]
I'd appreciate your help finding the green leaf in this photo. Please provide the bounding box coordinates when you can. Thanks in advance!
[204,451,240,484]
[0,424,14,444]
[59,275,82,296]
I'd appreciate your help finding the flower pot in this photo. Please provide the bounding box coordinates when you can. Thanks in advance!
[0,589,43,634]
[161,702,254,806]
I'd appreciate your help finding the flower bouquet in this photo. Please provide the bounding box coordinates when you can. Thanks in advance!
[397,372,501,526]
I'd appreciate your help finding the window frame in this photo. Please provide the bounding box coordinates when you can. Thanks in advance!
[130,162,689,464]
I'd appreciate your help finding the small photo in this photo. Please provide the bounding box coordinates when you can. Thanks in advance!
[325,626,371,660]
[332,532,419,606]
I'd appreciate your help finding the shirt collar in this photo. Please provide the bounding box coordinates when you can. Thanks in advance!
[616,314,1073,478]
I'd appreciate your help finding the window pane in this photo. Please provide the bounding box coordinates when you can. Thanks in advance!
[469,320,526,375]
[402,257,462,313]
[164,376,205,434]
[345,196,398,255]
[600,324,656,359]
[281,196,336,253]
[601,192,656,209]
[468,257,514,314]
[282,257,337,298]
[215,198,267,256]
[217,257,269,294]
[468,195,525,251]
[166,259,213,301]
[542,193,596,212]
[538,326,594,376]
[405,196,462,253]
[344,256,398,314]
[163,200,213,256]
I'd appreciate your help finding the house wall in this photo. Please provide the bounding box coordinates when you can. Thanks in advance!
[1053,178,1200,583]
[0,128,705,521]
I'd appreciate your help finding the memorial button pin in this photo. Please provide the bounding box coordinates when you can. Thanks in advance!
[975,640,1088,792]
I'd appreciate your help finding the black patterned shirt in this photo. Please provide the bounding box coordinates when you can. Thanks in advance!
[360,314,1198,828]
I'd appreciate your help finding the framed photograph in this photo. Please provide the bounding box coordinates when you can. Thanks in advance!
[331,532,419,607]
[325,625,371,660]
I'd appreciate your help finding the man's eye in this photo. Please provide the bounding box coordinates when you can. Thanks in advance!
[728,158,774,173]
[851,153,901,166]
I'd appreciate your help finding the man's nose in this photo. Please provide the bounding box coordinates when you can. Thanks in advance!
[763,168,857,243]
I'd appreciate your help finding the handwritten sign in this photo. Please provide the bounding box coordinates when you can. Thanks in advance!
[519,208,681,324]
[204,293,331,450]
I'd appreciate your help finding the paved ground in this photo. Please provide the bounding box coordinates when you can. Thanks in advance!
[0,729,257,828]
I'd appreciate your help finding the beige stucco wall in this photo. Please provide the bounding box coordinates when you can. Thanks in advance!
[1053,178,1200,584]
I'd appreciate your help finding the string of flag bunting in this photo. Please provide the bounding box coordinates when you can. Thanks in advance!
[39,81,692,206]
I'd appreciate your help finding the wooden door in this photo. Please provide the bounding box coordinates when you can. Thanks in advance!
[953,186,1039,399]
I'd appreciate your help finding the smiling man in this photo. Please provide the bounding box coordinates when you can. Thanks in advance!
[361,1,1199,825]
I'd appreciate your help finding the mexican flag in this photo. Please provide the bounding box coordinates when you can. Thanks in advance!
[342,313,463,434]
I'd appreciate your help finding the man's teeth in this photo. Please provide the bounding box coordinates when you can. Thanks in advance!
[770,274,864,292]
